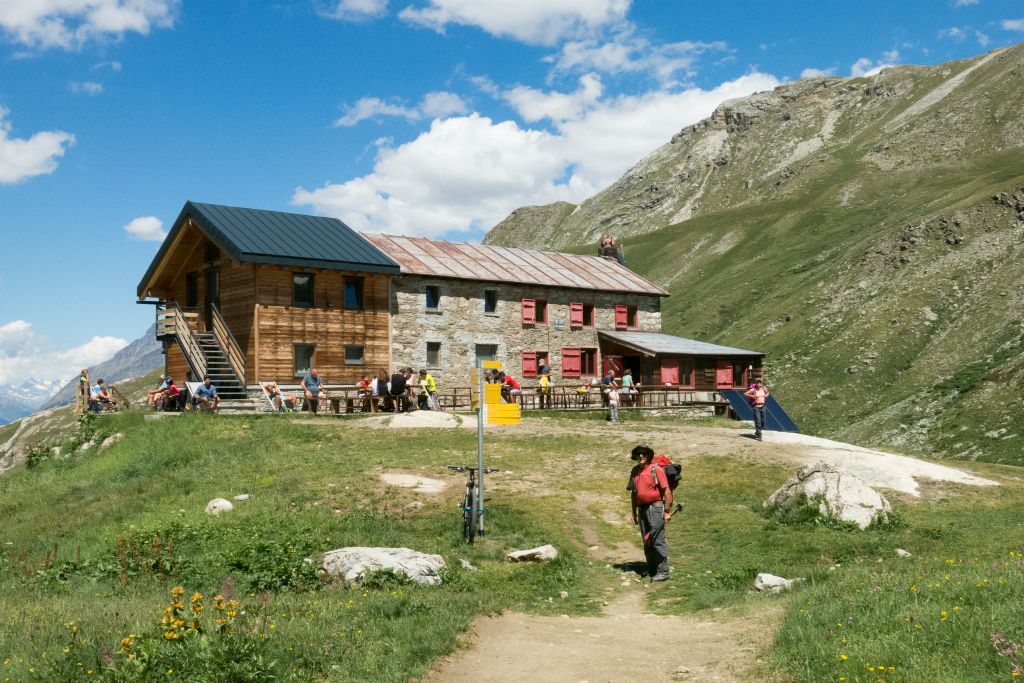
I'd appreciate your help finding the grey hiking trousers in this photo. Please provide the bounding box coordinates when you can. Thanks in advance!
[638,502,669,577]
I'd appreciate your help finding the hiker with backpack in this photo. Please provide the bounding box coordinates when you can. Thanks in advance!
[627,444,680,582]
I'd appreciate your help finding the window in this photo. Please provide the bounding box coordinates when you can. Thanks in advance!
[522,351,547,377]
[345,345,365,365]
[581,348,597,376]
[343,278,364,310]
[475,344,498,366]
[185,272,198,308]
[535,299,548,325]
[294,344,315,376]
[680,359,694,387]
[732,362,747,388]
[293,273,314,307]
[627,305,638,329]
[426,342,441,367]
[484,289,498,314]
[204,242,219,263]
[522,298,536,324]
[425,285,440,310]
[561,348,581,378]
[582,304,595,327]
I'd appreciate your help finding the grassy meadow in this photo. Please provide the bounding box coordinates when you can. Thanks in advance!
[0,411,1022,681]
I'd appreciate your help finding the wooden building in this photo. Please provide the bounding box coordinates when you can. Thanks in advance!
[136,202,400,395]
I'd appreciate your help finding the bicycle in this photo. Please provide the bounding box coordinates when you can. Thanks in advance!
[448,465,498,543]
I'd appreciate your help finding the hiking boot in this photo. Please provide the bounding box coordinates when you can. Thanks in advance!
[651,572,670,582]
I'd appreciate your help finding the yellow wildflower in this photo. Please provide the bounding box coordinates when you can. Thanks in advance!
[171,586,185,597]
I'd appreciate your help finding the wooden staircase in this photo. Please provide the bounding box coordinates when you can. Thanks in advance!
[156,302,247,400]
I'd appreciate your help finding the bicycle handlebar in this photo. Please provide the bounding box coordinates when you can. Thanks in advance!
[447,465,500,473]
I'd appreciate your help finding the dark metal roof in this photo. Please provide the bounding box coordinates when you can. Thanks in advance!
[138,202,400,296]
[599,331,764,357]
[362,233,668,296]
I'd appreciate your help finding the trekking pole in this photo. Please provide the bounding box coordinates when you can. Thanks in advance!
[643,504,683,544]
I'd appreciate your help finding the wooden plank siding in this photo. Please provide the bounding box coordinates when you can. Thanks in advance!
[253,269,391,384]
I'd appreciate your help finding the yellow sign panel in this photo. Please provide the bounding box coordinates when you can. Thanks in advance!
[482,360,503,369]
[487,402,521,425]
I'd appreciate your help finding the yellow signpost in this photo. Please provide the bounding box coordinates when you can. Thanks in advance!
[472,360,520,539]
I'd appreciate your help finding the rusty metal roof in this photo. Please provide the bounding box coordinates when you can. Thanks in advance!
[361,234,668,296]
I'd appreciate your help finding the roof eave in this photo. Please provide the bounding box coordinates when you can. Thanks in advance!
[241,253,401,274]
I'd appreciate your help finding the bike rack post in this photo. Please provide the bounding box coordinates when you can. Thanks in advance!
[476,359,486,537]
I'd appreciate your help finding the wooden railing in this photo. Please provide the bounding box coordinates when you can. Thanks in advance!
[269,383,724,414]
[210,304,247,384]
[156,303,206,379]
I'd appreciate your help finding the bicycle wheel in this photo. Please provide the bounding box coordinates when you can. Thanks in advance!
[464,487,477,543]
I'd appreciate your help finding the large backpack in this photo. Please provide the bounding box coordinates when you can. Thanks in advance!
[627,455,682,493]
[651,454,682,491]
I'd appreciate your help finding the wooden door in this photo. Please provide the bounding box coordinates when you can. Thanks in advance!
[716,360,733,388]
[204,268,220,331]
[602,355,623,377]
[660,358,679,385]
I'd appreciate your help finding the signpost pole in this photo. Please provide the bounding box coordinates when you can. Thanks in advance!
[476,360,486,537]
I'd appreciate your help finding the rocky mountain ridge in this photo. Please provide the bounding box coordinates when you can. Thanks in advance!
[41,324,163,410]
[484,43,1024,465]
[0,378,62,425]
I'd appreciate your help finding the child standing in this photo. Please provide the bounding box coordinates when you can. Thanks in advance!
[607,385,620,422]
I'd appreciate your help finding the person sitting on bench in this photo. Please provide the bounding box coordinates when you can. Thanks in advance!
[90,379,116,412]
[158,377,183,411]
[301,368,323,413]
[193,376,221,412]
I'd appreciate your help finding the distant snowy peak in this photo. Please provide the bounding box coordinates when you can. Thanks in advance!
[1,378,62,407]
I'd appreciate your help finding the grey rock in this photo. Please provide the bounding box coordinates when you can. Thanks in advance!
[507,544,559,562]
[754,572,803,592]
[764,461,892,529]
[205,498,234,515]
[322,547,446,586]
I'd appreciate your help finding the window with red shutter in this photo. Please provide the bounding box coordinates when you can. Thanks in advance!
[562,348,581,378]
[569,302,583,327]
[614,305,628,329]
[522,298,536,324]
[522,351,538,377]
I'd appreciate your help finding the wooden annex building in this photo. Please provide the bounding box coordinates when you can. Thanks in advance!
[137,201,765,403]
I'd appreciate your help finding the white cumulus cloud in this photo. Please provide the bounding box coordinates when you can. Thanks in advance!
[399,0,631,45]
[319,0,389,21]
[0,107,75,184]
[0,319,127,385]
[335,91,467,126]
[800,67,837,79]
[1002,19,1024,31]
[70,80,104,95]
[123,215,166,241]
[550,31,729,85]
[0,0,178,50]
[294,71,779,237]
[850,52,899,78]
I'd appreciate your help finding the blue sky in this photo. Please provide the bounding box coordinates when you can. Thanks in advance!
[0,0,1021,385]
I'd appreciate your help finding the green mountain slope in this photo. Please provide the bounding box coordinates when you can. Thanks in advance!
[484,44,1024,465]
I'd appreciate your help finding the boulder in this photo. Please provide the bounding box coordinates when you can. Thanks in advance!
[233,493,251,501]
[754,573,801,592]
[895,548,912,558]
[764,461,892,529]
[322,547,446,586]
[205,498,234,515]
[507,544,558,562]
[99,433,125,451]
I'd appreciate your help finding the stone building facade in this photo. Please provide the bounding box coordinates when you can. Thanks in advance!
[388,275,662,387]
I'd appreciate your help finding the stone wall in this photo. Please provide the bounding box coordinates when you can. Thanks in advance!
[389,276,662,388]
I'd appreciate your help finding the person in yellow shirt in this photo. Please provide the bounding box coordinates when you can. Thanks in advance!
[418,369,440,411]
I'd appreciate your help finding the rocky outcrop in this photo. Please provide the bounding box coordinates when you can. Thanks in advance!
[764,462,892,529]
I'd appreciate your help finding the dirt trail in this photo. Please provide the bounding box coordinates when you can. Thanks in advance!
[424,588,779,683]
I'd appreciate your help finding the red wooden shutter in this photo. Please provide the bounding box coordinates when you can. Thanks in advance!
[614,305,628,329]
[522,298,536,324]
[660,359,679,385]
[562,348,581,378]
[569,302,583,327]
[522,351,538,377]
